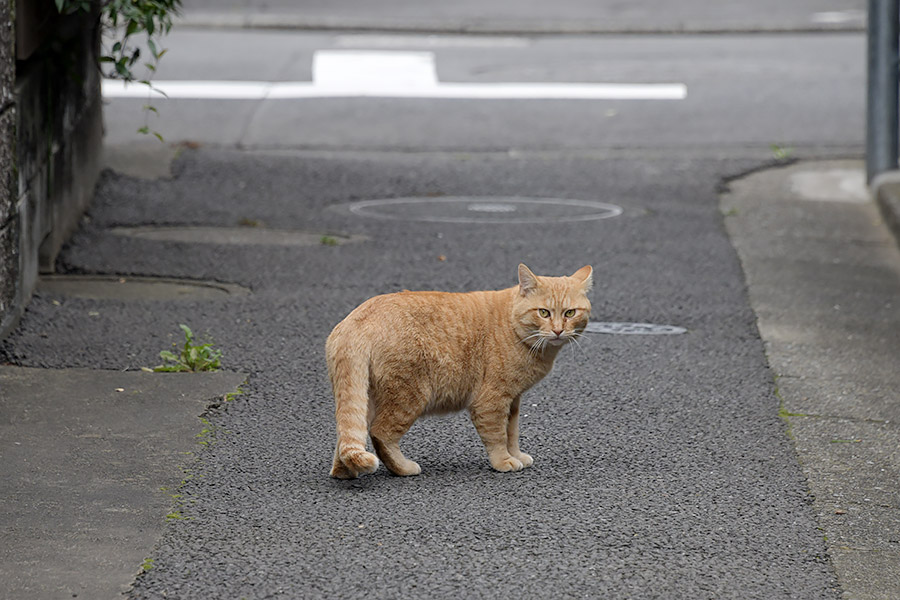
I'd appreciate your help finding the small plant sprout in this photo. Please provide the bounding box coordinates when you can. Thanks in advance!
[770,143,794,161]
[152,324,222,372]
[320,235,339,246]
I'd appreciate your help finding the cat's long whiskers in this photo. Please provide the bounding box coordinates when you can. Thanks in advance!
[568,333,584,360]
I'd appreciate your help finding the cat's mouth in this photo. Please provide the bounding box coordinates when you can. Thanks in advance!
[547,337,567,347]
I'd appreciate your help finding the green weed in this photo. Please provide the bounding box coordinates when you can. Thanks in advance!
[770,143,794,160]
[152,324,222,372]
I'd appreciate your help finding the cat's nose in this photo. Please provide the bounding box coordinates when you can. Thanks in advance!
[552,329,564,337]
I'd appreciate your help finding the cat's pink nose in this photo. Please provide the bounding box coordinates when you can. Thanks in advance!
[553,329,564,337]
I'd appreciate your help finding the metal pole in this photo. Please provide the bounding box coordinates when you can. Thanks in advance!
[867,0,900,183]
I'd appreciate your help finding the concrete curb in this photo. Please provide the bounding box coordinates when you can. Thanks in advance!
[175,11,866,35]
[872,170,900,250]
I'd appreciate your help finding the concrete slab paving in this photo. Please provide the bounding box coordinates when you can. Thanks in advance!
[0,366,246,600]
[722,160,900,600]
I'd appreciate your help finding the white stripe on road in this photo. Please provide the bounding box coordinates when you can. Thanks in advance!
[334,35,532,49]
[102,50,687,101]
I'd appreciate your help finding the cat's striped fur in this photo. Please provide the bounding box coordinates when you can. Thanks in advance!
[326,264,592,478]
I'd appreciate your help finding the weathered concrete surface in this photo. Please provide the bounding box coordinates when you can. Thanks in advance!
[0,0,17,336]
[722,160,900,600]
[102,142,181,181]
[1,6,103,340]
[0,366,246,600]
[872,173,900,252]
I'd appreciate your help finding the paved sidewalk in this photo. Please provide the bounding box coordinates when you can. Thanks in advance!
[722,160,900,600]
[0,367,245,600]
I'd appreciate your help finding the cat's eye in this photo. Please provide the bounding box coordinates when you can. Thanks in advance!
[564,309,576,318]
[538,309,551,318]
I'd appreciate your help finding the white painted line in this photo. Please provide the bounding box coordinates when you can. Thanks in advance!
[419,82,686,100]
[313,50,438,90]
[102,79,275,99]
[811,10,865,24]
[103,50,687,101]
[334,35,531,48]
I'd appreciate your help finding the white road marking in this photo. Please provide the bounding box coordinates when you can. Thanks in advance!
[102,50,687,101]
[334,35,531,48]
[810,10,865,24]
[312,50,438,90]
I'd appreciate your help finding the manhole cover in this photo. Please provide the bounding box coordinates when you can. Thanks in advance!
[110,227,365,246]
[583,322,687,335]
[346,197,623,224]
[36,275,250,301]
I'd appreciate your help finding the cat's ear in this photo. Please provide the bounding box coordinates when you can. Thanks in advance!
[571,265,593,292]
[518,263,540,296]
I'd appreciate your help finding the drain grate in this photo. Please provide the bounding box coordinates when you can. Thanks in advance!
[345,197,623,224]
[37,275,250,301]
[583,322,687,335]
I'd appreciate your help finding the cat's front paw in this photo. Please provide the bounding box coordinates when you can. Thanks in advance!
[491,455,525,472]
[512,452,534,468]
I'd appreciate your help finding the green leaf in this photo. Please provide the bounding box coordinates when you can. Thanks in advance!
[180,324,193,340]
[147,39,158,58]
[137,126,150,135]
[153,131,165,143]
[115,61,131,78]
[55,0,66,13]
[159,350,179,361]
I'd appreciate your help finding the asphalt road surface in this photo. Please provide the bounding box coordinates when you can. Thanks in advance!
[4,3,869,598]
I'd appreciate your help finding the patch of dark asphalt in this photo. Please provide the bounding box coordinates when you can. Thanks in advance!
[1,148,839,599]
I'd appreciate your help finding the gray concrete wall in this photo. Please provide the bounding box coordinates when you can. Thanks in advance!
[0,0,17,337]
[0,3,103,339]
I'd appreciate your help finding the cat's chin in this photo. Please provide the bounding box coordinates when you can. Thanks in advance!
[547,338,567,347]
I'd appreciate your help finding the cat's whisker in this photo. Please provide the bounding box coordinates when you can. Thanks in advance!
[568,333,584,359]
[521,331,544,344]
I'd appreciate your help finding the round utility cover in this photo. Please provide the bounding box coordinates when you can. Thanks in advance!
[36,275,250,301]
[583,322,687,335]
[110,227,364,246]
[346,197,623,224]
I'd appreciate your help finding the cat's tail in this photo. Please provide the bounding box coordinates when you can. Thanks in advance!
[326,331,379,479]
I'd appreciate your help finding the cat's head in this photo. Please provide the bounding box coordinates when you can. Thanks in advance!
[512,263,593,351]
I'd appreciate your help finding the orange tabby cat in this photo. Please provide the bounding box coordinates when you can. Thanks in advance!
[326,263,592,478]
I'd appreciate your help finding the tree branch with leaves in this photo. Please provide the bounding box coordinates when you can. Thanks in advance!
[56,0,182,139]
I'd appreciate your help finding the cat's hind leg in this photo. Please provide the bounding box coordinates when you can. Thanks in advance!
[369,385,424,476]
[331,444,358,479]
